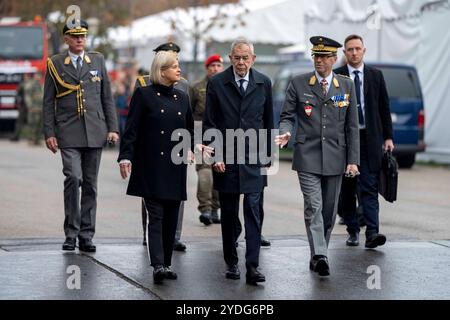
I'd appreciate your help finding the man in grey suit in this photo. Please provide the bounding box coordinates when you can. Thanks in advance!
[275,36,360,276]
[43,20,119,252]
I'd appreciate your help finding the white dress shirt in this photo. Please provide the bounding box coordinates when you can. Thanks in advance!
[315,71,333,94]
[68,50,85,69]
[348,63,366,129]
[234,71,249,91]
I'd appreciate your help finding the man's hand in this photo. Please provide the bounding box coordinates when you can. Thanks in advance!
[274,132,291,148]
[345,164,359,178]
[384,139,394,152]
[195,144,214,157]
[119,162,132,179]
[107,132,120,145]
[213,162,225,173]
[45,137,59,154]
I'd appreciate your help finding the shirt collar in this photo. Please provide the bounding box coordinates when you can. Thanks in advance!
[234,70,249,83]
[314,71,333,86]
[68,50,85,61]
[348,63,364,76]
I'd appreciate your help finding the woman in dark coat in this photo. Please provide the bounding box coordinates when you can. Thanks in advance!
[118,51,194,284]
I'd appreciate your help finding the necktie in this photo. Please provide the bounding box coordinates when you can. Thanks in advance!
[239,79,246,96]
[76,56,82,79]
[353,70,364,126]
[320,78,328,96]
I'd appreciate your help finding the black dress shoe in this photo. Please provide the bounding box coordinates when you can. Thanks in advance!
[246,266,265,284]
[199,212,212,226]
[225,264,240,280]
[164,266,178,280]
[365,233,386,249]
[62,237,76,251]
[346,233,360,246]
[78,238,96,252]
[153,265,166,284]
[309,255,330,276]
[210,210,221,224]
[142,239,147,246]
[173,240,186,251]
[261,235,271,247]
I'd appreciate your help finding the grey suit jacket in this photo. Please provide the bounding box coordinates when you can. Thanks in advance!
[43,51,118,148]
[279,71,359,176]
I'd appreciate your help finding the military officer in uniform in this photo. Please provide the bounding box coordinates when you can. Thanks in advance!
[275,36,360,276]
[189,54,224,226]
[134,42,188,252]
[43,20,119,252]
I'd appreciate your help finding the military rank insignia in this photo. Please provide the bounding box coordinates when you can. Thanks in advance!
[304,104,312,117]
[331,94,350,108]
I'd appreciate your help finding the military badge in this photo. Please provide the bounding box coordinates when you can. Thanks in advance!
[331,94,350,108]
[90,70,101,82]
[304,105,312,117]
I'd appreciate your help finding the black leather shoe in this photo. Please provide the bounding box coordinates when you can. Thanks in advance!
[164,266,178,280]
[62,237,76,251]
[173,240,186,251]
[199,212,212,226]
[365,233,386,249]
[246,266,265,284]
[142,239,147,246]
[346,233,360,246]
[225,264,240,280]
[261,235,271,247]
[78,238,96,252]
[153,265,166,284]
[210,210,221,224]
[309,255,330,276]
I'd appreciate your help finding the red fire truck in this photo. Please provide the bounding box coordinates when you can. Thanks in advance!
[0,17,48,130]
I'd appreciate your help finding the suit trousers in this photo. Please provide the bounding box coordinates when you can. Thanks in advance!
[342,130,380,236]
[219,192,261,268]
[61,148,102,240]
[235,190,265,242]
[298,172,342,257]
[143,198,181,267]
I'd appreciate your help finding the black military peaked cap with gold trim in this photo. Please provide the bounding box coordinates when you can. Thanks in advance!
[153,42,181,53]
[310,36,342,56]
[63,19,89,36]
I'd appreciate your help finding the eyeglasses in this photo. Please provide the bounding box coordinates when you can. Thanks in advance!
[231,55,251,62]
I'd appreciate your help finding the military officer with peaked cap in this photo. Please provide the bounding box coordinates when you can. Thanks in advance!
[133,42,189,252]
[275,36,360,276]
[43,19,119,252]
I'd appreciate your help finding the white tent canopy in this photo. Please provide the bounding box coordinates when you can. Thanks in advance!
[108,0,304,62]
[303,0,450,162]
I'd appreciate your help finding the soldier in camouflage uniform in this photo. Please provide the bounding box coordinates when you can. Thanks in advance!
[189,54,224,225]
[25,72,44,145]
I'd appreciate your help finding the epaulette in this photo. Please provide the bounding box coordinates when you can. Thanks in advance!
[88,51,102,55]
[137,75,151,87]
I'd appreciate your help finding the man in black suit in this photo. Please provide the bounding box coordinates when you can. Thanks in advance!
[203,37,274,285]
[334,34,394,249]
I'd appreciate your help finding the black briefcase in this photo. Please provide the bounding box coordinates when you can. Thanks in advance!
[379,150,398,203]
